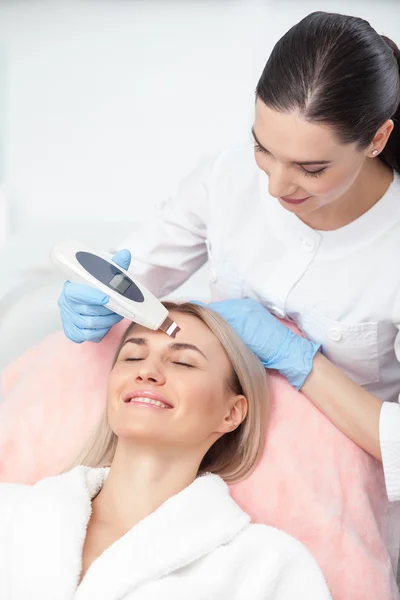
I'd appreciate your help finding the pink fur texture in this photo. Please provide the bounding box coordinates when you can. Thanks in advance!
[1,321,399,599]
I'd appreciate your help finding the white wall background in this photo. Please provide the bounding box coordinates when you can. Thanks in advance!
[1,0,399,234]
[0,0,399,365]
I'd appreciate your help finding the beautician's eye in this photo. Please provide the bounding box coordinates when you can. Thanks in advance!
[254,143,327,178]
[301,167,326,178]
[125,357,143,362]
[254,143,269,155]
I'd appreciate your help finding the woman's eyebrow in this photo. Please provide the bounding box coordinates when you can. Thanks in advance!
[169,342,207,360]
[251,127,269,152]
[251,126,332,166]
[123,337,147,347]
[122,338,207,359]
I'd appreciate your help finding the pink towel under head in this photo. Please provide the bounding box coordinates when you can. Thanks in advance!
[0,320,399,599]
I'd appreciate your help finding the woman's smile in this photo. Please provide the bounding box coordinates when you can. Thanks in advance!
[279,195,311,205]
[123,390,173,409]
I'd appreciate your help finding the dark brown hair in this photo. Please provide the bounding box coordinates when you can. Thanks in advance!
[256,12,400,173]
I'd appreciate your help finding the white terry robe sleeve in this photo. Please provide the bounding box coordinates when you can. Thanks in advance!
[272,545,332,599]
[0,478,28,595]
[0,483,27,530]
[380,295,400,502]
[117,156,214,299]
[246,525,331,600]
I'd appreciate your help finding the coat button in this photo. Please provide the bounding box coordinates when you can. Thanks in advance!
[301,238,315,253]
[328,327,342,342]
[209,268,217,283]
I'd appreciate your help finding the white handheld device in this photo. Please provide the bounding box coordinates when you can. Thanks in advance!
[50,240,180,337]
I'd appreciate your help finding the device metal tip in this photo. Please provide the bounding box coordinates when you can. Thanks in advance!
[159,316,181,338]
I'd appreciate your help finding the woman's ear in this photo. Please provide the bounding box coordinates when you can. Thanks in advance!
[218,395,248,434]
[367,119,394,157]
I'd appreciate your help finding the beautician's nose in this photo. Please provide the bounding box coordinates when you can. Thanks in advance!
[134,360,166,385]
[267,164,295,199]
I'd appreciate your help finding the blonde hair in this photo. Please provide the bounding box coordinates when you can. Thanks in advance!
[69,302,269,484]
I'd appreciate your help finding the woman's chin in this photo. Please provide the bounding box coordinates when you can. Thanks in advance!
[112,421,173,444]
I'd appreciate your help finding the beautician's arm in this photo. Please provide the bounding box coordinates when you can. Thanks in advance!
[302,353,400,502]
[204,298,400,502]
[301,353,383,461]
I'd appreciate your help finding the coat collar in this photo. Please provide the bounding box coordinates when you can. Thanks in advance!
[9,467,250,600]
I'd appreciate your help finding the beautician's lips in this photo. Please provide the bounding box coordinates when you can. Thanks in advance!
[280,195,311,205]
[123,390,173,409]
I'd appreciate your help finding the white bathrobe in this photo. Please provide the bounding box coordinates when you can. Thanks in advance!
[0,467,331,600]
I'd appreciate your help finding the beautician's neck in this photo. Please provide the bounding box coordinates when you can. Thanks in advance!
[91,443,200,534]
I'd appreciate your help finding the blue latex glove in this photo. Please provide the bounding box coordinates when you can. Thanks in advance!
[58,249,131,343]
[199,298,320,390]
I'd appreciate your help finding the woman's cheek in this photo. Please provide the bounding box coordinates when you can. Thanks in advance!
[318,162,363,198]
[308,171,345,197]
[106,370,118,399]
[106,364,129,402]
[182,380,216,411]
[310,180,334,196]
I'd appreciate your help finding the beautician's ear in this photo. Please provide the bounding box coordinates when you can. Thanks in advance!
[367,119,394,157]
[218,395,248,434]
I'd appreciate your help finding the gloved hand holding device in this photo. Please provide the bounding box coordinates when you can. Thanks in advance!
[58,249,131,343]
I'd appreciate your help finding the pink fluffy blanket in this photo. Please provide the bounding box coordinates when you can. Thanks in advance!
[1,321,399,599]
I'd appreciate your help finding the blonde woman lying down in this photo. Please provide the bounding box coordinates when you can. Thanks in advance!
[0,302,331,600]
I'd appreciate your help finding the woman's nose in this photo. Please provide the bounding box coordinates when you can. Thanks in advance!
[134,361,166,385]
[267,165,295,199]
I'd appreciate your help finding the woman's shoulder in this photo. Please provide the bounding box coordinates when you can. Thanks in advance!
[231,523,331,597]
[0,467,106,531]
[0,480,30,500]
[0,466,98,506]
[0,481,31,531]
[0,470,70,511]
[237,521,314,556]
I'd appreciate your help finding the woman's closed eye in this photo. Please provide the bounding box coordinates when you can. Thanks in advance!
[301,167,326,178]
[124,357,195,368]
[254,143,269,156]
[254,143,327,178]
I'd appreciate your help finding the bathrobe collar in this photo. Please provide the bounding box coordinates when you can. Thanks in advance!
[10,466,250,600]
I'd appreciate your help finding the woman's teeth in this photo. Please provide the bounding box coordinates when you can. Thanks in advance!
[129,397,170,409]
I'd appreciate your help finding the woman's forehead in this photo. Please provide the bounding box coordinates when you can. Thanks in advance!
[123,311,223,354]
[254,100,350,160]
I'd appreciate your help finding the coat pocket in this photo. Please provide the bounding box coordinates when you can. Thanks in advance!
[299,311,379,386]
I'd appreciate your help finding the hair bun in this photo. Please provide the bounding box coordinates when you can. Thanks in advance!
[381,35,400,61]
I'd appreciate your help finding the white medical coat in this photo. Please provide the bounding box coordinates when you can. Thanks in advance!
[0,467,331,599]
[118,147,400,500]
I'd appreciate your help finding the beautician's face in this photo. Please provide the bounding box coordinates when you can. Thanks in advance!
[253,99,368,216]
[107,311,246,453]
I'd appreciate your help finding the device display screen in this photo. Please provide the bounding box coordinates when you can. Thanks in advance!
[109,273,132,294]
[76,251,145,302]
